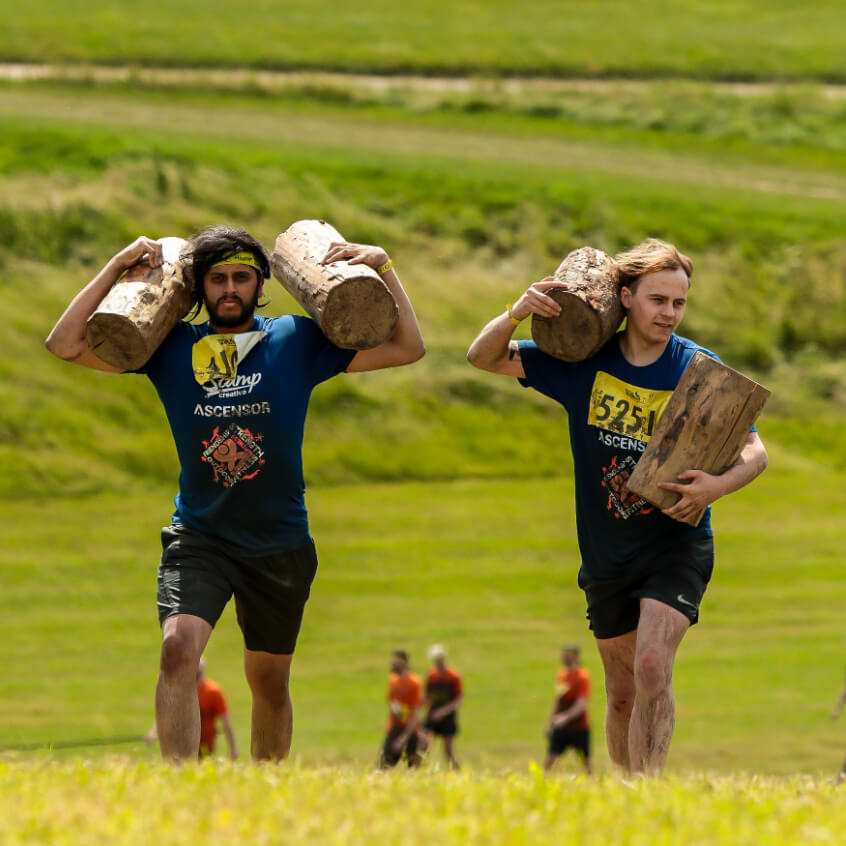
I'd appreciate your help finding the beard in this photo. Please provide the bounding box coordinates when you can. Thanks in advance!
[205,289,260,328]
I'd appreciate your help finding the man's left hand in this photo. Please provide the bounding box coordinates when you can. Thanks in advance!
[658,469,724,525]
[321,241,389,272]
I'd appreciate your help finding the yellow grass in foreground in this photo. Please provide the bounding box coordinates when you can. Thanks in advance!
[3,760,844,845]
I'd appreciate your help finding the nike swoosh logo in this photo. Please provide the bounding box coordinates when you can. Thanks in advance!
[677,594,698,609]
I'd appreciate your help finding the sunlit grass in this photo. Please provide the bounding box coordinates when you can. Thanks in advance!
[2,760,843,845]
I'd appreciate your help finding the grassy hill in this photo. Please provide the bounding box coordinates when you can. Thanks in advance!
[1,75,845,774]
[4,1,846,81]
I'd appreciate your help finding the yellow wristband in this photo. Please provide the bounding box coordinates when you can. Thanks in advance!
[376,259,394,276]
[506,304,522,325]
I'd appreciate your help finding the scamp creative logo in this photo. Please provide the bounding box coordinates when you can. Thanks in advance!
[201,423,265,488]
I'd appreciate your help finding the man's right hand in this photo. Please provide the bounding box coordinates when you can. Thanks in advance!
[111,236,164,273]
[510,277,565,321]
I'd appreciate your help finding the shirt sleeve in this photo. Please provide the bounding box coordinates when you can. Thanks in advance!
[516,340,577,411]
[295,316,357,386]
[452,672,464,698]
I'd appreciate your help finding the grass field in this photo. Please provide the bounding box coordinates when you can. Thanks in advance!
[1,13,845,843]
[4,1,846,81]
[2,764,844,845]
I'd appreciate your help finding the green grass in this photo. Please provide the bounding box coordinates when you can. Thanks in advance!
[1,81,844,499]
[2,764,844,845]
[2,465,845,774]
[1,71,845,781]
[4,1,846,81]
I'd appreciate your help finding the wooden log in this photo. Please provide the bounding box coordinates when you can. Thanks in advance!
[85,237,192,370]
[270,219,398,349]
[626,351,771,522]
[531,246,624,362]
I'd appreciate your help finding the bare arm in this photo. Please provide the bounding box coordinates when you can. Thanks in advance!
[220,713,239,760]
[319,242,425,372]
[466,277,562,377]
[45,236,164,372]
[832,685,846,719]
[392,706,423,752]
[550,697,588,729]
[659,431,769,525]
[430,695,464,722]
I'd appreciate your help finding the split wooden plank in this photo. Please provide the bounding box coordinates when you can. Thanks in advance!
[626,351,770,522]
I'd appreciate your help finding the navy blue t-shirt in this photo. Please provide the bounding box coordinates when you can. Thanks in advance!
[133,314,355,554]
[519,334,719,582]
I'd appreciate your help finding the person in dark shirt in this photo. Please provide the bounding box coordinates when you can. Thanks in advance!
[47,226,424,762]
[468,238,767,774]
[422,644,464,770]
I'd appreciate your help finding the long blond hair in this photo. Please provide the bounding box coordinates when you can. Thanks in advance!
[615,238,693,291]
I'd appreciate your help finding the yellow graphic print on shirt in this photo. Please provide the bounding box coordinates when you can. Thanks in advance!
[192,331,266,388]
[588,371,673,443]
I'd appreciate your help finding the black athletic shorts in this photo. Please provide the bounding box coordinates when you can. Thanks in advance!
[548,727,590,758]
[380,726,421,768]
[424,712,458,737]
[580,536,715,640]
[156,524,318,655]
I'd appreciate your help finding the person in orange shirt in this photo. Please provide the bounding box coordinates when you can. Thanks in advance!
[146,658,238,759]
[380,649,424,768]
[423,644,464,770]
[544,644,591,774]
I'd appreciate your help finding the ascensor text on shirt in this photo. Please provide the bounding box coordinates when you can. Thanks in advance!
[596,429,647,453]
[194,401,272,418]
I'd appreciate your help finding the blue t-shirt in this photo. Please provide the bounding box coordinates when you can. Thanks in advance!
[519,333,718,582]
[134,314,355,554]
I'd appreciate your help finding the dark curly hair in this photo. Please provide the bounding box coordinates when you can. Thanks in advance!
[181,224,270,319]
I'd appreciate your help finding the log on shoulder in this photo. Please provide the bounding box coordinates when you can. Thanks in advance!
[85,236,192,370]
[531,246,624,361]
[626,352,771,522]
[270,219,398,349]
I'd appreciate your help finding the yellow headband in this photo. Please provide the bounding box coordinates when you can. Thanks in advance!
[211,251,264,274]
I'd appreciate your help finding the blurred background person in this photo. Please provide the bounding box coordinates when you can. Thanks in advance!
[544,644,591,774]
[422,644,464,770]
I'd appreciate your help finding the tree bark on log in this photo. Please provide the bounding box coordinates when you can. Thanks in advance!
[85,236,192,370]
[626,352,771,523]
[531,246,624,362]
[270,219,398,349]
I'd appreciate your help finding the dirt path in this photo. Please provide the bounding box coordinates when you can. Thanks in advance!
[2,62,846,99]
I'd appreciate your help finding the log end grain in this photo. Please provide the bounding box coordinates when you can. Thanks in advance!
[530,246,623,362]
[322,275,399,349]
[84,237,191,370]
[85,312,148,371]
[531,291,604,362]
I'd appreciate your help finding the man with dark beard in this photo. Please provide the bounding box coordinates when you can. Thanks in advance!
[46,225,425,762]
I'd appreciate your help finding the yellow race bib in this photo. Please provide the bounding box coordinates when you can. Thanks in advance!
[588,372,672,443]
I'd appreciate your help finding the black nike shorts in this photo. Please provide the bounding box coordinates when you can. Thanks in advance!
[424,712,458,737]
[548,727,590,758]
[380,726,421,768]
[580,536,714,640]
[156,524,318,654]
